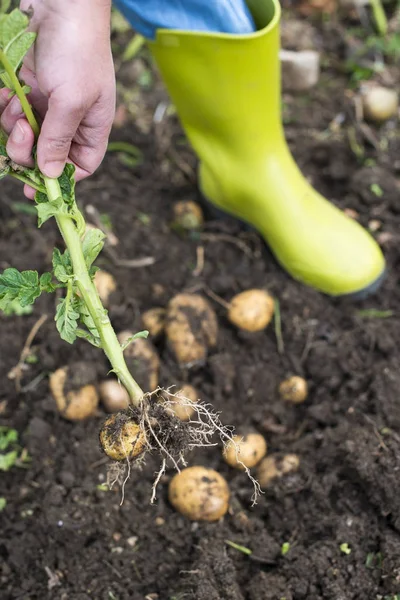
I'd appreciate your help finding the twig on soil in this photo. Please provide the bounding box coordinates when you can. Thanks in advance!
[193,245,205,277]
[199,232,254,258]
[274,298,285,355]
[8,314,48,392]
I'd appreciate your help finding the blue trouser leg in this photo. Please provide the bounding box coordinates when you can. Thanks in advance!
[113,0,256,39]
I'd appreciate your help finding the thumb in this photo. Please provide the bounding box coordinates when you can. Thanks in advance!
[37,90,86,178]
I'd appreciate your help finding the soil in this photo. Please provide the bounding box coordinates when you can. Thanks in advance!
[1,5,400,600]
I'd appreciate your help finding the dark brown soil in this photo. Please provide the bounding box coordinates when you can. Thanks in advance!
[1,6,400,600]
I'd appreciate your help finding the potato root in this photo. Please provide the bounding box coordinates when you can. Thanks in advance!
[279,376,308,404]
[223,432,267,470]
[100,412,147,461]
[142,307,166,338]
[117,330,160,392]
[164,384,198,421]
[173,200,204,230]
[49,365,99,421]
[99,380,130,413]
[94,270,117,306]
[228,289,274,332]
[169,466,230,521]
[257,454,300,487]
[166,294,218,366]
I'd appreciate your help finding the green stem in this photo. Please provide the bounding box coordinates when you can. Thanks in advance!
[0,51,144,405]
[9,171,44,191]
[369,0,388,36]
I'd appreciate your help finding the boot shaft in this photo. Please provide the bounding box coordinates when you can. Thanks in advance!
[149,0,283,157]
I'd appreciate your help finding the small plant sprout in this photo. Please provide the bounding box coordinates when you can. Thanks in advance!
[281,542,291,556]
[340,542,352,555]
[0,5,249,502]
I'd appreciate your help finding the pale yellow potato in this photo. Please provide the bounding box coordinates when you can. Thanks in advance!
[142,307,166,338]
[362,85,398,122]
[99,413,147,461]
[223,432,267,470]
[49,367,99,421]
[173,200,204,230]
[228,289,274,332]
[166,294,218,366]
[169,466,230,521]
[94,270,117,306]
[117,331,160,392]
[279,376,308,404]
[99,380,130,413]
[257,454,300,487]
[165,384,198,421]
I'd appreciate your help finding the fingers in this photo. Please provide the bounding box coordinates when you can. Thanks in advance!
[36,89,86,178]
[6,119,35,168]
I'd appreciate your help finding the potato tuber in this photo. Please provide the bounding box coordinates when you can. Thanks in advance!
[361,84,398,123]
[223,432,267,470]
[99,379,130,413]
[169,466,230,521]
[166,294,218,366]
[94,270,117,307]
[279,376,308,404]
[117,331,160,392]
[173,200,204,231]
[164,384,198,421]
[99,412,147,461]
[228,289,274,332]
[142,307,166,338]
[257,454,300,487]
[49,366,99,421]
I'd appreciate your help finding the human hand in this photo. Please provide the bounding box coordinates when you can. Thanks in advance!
[0,0,115,197]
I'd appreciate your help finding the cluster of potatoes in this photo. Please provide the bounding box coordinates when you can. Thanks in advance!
[49,217,308,521]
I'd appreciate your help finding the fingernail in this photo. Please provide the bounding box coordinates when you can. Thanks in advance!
[43,161,64,178]
[10,122,25,143]
[9,98,23,117]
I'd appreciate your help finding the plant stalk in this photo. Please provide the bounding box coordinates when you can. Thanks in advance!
[1,51,144,405]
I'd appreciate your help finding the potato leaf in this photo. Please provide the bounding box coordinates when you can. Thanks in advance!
[59,163,76,205]
[36,195,69,227]
[0,31,35,88]
[55,296,80,344]
[39,272,56,293]
[82,228,106,268]
[120,330,149,351]
[0,267,41,307]
[52,248,73,283]
[0,1,11,15]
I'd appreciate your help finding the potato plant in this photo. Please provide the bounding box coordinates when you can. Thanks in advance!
[0,6,243,502]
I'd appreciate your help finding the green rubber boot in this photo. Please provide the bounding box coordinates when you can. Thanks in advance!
[149,0,385,296]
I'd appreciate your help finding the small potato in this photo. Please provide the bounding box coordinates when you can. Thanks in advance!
[50,367,99,421]
[361,84,398,122]
[142,307,166,338]
[228,289,274,332]
[257,454,300,487]
[165,384,198,421]
[279,376,308,404]
[100,413,147,461]
[166,294,218,366]
[117,331,160,392]
[223,432,267,470]
[173,200,204,230]
[94,270,117,306]
[99,380,130,413]
[169,466,230,521]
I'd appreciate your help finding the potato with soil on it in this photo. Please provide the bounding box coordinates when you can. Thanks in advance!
[49,362,99,421]
[257,454,300,487]
[166,294,218,366]
[223,432,267,470]
[228,289,274,332]
[117,330,160,392]
[99,379,130,413]
[279,376,308,404]
[94,269,117,306]
[169,466,230,521]
[164,384,198,421]
[100,411,147,461]
[173,200,204,231]
[141,307,166,338]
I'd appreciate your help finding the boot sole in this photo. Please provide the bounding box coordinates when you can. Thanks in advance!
[200,195,385,299]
